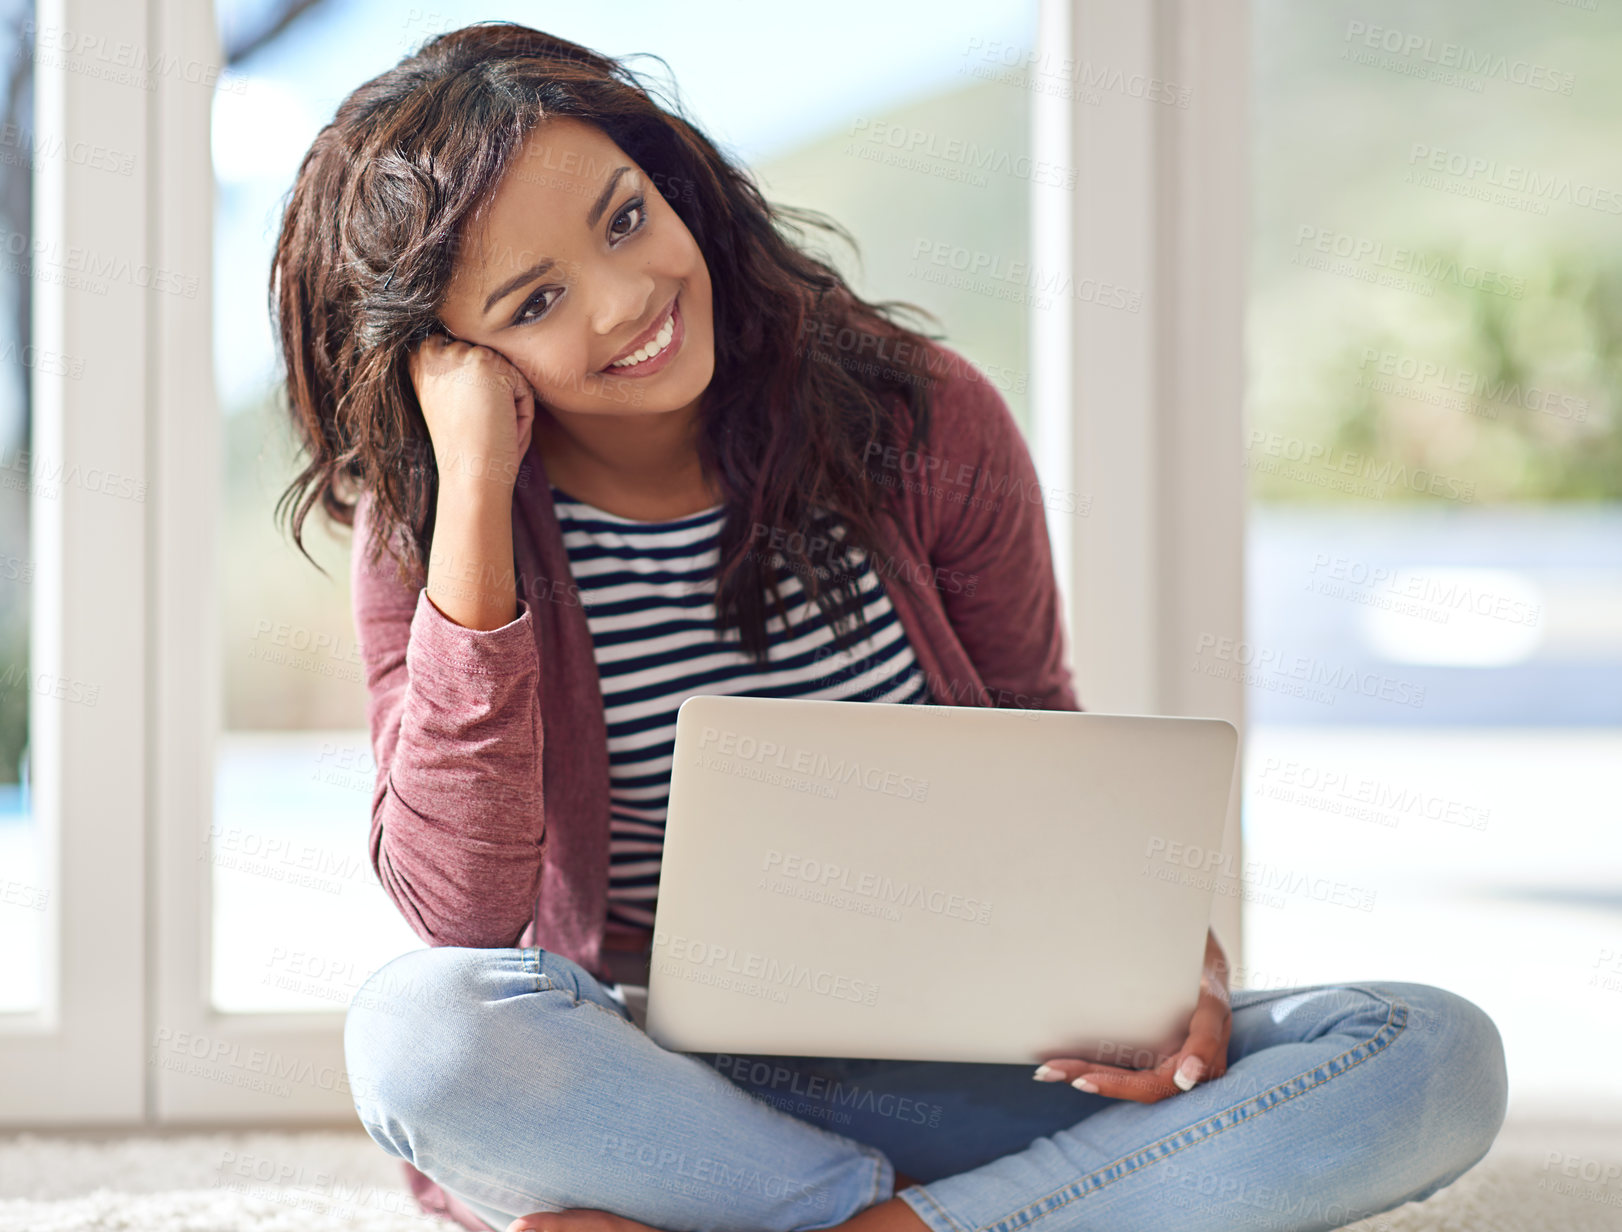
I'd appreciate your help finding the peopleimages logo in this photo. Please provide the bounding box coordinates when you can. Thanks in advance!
[760,849,993,925]
[1342,22,1577,94]
[1354,346,1586,422]
[1292,225,1525,297]
[653,930,881,1007]
[1244,429,1475,503]
[1192,633,1427,709]
[697,726,929,803]
[1406,143,1622,214]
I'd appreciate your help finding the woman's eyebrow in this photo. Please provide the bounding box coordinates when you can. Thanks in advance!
[480,164,634,317]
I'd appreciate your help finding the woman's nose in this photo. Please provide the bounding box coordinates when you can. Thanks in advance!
[590,280,658,342]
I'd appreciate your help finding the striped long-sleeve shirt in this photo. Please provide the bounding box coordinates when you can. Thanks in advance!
[550,484,931,935]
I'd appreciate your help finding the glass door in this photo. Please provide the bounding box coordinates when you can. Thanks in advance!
[1243,0,1622,1118]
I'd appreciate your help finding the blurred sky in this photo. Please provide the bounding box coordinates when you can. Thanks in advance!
[211,0,1032,409]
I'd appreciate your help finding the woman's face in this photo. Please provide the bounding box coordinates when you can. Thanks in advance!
[436,115,716,420]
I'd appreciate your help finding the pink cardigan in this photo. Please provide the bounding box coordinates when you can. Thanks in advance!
[349,341,1081,1229]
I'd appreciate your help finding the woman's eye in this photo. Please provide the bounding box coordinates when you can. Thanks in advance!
[609,196,648,241]
[515,288,557,326]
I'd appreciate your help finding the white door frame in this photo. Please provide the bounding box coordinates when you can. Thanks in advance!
[1032,0,1250,952]
[0,0,153,1125]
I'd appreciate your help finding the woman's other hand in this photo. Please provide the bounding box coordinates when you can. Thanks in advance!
[1031,927,1233,1103]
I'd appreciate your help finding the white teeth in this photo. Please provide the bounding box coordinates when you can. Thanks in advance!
[608,305,676,368]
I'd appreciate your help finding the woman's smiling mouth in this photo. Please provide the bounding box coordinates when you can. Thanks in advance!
[602,294,682,376]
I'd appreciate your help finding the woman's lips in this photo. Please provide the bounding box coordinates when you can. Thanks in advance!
[601,295,682,377]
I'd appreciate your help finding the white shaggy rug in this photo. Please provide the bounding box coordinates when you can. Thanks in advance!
[0,1118,1616,1231]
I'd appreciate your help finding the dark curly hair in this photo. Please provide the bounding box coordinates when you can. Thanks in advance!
[270,20,959,662]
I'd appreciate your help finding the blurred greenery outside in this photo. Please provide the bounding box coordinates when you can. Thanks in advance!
[2,0,1619,760]
[1246,238,1622,504]
[1247,0,1622,504]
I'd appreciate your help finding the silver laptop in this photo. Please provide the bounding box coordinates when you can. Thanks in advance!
[643,695,1238,1066]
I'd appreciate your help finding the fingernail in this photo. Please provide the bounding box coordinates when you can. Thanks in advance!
[1071,1076,1099,1093]
[1174,1056,1206,1091]
[1032,1064,1066,1082]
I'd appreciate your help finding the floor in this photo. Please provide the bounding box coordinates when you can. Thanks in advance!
[1239,725,1622,1120]
[0,1116,1618,1231]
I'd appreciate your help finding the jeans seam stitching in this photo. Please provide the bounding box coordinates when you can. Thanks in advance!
[905,1183,971,1232]
[523,946,556,994]
[577,997,638,1025]
[984,990,1408,1232]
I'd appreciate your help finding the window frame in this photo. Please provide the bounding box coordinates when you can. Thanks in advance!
[1033,0,1249,950]
[0,0,155,1126]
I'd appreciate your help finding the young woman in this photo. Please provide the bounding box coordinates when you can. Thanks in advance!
[271,22,1508,1232]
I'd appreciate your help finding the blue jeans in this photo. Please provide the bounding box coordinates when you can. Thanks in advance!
[343,945,1508,1232]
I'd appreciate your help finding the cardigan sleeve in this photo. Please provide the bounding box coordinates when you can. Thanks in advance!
[912,348,1082,712]
[350,490,546,949]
